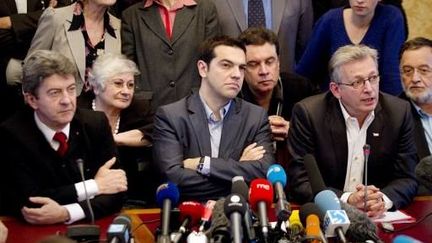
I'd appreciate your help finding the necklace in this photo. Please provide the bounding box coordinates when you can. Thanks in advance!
[92,99,120,134]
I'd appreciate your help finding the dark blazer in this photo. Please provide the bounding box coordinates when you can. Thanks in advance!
[153,92,275,201]
[77,91,161,204]
[287,92,418,209]
[212,0,313,73]
[0,108,124,219]
[121,0,220,110]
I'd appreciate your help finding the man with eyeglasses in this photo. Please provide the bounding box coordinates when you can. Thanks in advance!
[288,44,418,217]
[399,37,432,195]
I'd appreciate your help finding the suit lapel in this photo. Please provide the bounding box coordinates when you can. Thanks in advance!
[105,13,120,53]
[187,93,212,155]
[140,6,171,46]
[327,95,348,172]
[65,21,86,83]
[227,0,247,31]
[171,5,195,45]
[219,99,242,158]
[272,0,285,33]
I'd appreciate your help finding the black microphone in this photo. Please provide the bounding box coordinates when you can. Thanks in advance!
[66,159,100,242]
[107,215,132,243]
[206,199,230,243]
[224,194,247,243]
[231,176,256,243]
[156,182,180,243]
[363,144,371,211]
[340,202,383,243]
[415,155,432,192]
[303,154,326,196]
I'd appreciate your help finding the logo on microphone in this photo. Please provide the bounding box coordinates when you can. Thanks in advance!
[256,184,271,191]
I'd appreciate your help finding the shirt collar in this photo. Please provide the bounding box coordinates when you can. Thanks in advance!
[411,100,432,118]
[338,100,375,125]
[34,112,70,142]
[144,0,197,9]
[200,96,232,122]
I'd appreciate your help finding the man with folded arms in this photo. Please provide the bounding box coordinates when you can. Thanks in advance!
[0,50,127,224]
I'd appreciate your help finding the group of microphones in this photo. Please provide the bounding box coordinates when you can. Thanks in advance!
[154,159,388,243]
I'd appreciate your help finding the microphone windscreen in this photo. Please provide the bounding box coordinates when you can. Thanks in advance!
[266,164,287,187]
[179,201,205,227]
[393,235,423,243]
[299,202,323,226]
[249,179,274,211]
[415,155,432,191]
[304,154,326,195]
[224,194,247,216]
[112,215,132,229]
[206,199,229,239]
[314,190,341,212]
[340,202,381,243]
[156,182,180,208]
[231,176,249,200]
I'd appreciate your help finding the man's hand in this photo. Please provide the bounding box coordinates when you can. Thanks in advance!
[21,197,70,224]
[94,157,127,194]
[49,0,58,7]
[240,142,265,161]
[347,184,386,217]
[0,220,7,243]
[183,157,200,170]
[268,115,289,141]
[0,17,12,30]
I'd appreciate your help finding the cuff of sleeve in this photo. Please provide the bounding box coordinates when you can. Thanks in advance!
[382,193,393,210]
[75,179,99,201]
[63,203,86,224]
[340,192,352,203]
[198,156,211,176]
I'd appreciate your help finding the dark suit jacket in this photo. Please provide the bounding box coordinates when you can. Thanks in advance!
[153,92,275,201]
[121,0,220,110]
[0,108,124,219]
[287,92,418,209]
[213,0,313,73]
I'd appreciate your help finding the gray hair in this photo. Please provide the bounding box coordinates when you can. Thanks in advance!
[22,50,77,96]
[329,45,379,83]
[88,53,140,91]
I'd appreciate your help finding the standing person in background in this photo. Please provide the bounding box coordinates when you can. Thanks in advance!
[0,0,73,122]
[121,0,220,111]
[78,53,159,205]
[24,0,121,95]
[213,0,313,73]
[296,0,406,95]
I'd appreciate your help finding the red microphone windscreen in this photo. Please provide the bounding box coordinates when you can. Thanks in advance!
[249,178,274,211]
[179,201,204,227]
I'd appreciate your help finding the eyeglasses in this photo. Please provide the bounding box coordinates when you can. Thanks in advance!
[337,75,380,89]
[401,66,432,78]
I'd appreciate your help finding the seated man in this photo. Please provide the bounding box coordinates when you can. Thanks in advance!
[153,36,275,201]
[238,27,317,163]
[288,44,418,217]
[399,37,432,195]
[0,50,127,224]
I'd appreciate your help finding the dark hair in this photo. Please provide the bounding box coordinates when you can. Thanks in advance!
[198,36,246,65]
[238,27,279,55]
[22,50,77,96]
[400,37,432,59]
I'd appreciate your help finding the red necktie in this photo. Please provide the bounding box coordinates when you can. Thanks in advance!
[53,132,68,156]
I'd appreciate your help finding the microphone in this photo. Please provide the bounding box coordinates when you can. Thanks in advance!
[171,201,204,243]
[393,235,423,243]
[340,202,382,243]
[288,210,303,239]
[66,159,100,242]
[224,194,247,243]
[299,203,325,243]
[363,144,371,211]
[231,176,256,243]
[303,154,326,196]
[199,200,216,232]
[314,190,350,243]
[156,182,180,243]
[267,164,291,222]
[206,199,230,243]
[415,155,432,192]
[249,178,273,241]
[107,215,132,243]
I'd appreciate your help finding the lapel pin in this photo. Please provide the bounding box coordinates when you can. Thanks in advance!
[372,133,379,137]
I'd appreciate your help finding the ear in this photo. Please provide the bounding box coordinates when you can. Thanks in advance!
[329,81,342,99]
[24,92,38,110]
[197,60,208,78]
